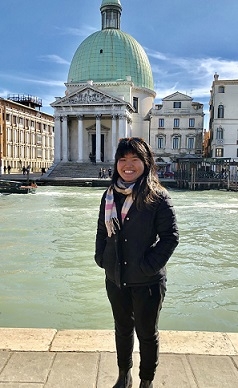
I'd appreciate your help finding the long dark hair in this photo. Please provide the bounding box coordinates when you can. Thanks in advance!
[111,137,164,209]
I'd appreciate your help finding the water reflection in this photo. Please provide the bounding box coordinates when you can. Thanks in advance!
[0,187,237,332]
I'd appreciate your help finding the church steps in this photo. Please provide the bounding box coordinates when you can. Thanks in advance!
[47,162,113,179]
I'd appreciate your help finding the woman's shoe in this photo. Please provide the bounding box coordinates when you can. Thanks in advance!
[139,380,153,388]
[113,368,132,388]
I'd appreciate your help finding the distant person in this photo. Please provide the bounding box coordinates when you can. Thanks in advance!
[7,165,11,174]
[41,167,46,175]
[102,168,106,179]
[98,168,103,178]
[4,166,7,174]
[108,167,112,178]
[30,180,37,188]
[22,166,26,175]
[95,137,179,388]
[89,153,96,164]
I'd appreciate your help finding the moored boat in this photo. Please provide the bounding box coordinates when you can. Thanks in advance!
[0,179,37,194]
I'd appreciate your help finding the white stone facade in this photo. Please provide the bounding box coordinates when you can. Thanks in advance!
[209,74,238,161]
[149,92,204,170]
[51,81,155,163]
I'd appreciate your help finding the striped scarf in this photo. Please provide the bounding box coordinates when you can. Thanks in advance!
[105,179,135,237]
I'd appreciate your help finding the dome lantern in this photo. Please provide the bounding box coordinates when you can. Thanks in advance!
[67,0,154,91]
[100,0,122,30]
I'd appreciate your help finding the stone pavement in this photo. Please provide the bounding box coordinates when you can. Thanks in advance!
[0,329,238,387]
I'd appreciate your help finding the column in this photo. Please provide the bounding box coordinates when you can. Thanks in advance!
[54,116,61,162]
[118,114,126,139]
[126,118,132,138]
[111,115,117,160]
[77,115,84,162]
[96,115,101,163]
[42,133,46,161]
[61,116,68,162]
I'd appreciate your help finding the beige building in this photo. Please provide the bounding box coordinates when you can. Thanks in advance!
[149,91,204,172]
[209,73,238,161]
[0,95,54,174]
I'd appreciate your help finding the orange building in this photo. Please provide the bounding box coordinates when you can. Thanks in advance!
[0,95,54,174]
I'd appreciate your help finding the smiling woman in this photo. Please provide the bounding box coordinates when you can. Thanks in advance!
[94,137,179,386]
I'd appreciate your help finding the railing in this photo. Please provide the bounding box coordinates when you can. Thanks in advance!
[176,171,228,181]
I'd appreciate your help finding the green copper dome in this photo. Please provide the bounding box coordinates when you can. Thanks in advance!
[67,29,154,90]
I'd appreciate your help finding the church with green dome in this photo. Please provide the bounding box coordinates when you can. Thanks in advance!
[51,0,156,163]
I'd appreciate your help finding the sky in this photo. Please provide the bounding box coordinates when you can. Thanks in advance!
[1,0,238,129]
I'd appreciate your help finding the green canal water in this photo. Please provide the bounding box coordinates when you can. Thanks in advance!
[0,186,237,332]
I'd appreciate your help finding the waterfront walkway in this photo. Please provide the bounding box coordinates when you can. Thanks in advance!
[0,329,237,387]
[0,173,177,189]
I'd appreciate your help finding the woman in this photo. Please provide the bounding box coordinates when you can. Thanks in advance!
[95,138,179,388]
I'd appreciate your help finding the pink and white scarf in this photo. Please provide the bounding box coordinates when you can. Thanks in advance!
[105,179,135,237]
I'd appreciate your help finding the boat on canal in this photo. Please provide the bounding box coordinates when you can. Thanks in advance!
[0,179,37,194]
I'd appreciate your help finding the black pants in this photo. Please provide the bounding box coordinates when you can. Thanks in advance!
[106,279,165,381]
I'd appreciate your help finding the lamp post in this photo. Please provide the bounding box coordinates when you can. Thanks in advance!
[148,113,152,145]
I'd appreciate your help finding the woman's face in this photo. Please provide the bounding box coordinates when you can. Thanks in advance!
[117,152,144,182]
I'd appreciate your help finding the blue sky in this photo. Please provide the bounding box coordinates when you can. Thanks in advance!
[1,0,238,129]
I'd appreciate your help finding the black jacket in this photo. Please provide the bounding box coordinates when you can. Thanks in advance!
[95,189,179,288]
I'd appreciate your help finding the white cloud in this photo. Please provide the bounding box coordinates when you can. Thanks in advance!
[39,55,70,65]
[147,49,238,106]
[55,25,97,38]
[0,88,12,98]
[0,73,66,90]
[148,49,238,79]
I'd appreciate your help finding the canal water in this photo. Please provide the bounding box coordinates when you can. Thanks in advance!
[0,186,237,333]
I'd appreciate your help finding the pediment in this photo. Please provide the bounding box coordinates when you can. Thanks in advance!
[162,91,192,101]
[86,123,110,132]
[51,85,127,107]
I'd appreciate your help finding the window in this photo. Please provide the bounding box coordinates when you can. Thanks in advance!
[36,122,41,131]
[157,137,164,149]
[36,148,42,158]
[158,118,164,127]
[8,127,12,141]
[187,137,194,149]
[189,118,195,127]
[218,86,225,93]
[173,101,181,108]
[174,118,180,128]
[218,104,224,118]
[36,134,42,144]
[216,127,223,140]
[133,97,138,113]
[215,148,223,157]
[172,136,180,149]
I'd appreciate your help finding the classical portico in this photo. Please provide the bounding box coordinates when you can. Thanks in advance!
[52,85,133,163]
